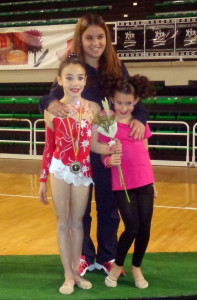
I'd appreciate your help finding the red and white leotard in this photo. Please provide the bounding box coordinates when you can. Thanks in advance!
[40,101,94,186]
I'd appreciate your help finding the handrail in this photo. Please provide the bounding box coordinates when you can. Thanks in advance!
[148,121,190,166]
[33,119,45,156]
[0,118,195,166]
[0,118,32,156]
[192,122,197,166]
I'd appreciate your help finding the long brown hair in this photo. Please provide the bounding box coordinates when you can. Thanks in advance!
[72,14,122,78]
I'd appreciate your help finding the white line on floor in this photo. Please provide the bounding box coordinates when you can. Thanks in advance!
[154,205,197,210]
[0,193,52,200]
[0,193,197,210]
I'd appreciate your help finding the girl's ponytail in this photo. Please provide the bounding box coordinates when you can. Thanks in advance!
[102,74,155,100]
[128,75,155,99]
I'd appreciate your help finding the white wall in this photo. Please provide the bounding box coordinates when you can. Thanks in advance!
[126,61,197,86]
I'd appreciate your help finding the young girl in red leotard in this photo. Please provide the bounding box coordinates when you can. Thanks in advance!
[39,54,121,295]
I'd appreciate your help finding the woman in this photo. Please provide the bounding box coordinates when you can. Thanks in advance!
[39,14,149,277]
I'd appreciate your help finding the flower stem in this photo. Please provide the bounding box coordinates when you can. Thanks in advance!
[117,165,131,203]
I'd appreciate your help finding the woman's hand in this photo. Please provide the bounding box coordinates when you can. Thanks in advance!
[129,119,145,140]
[47,100,69,118]
[39,182,49,205]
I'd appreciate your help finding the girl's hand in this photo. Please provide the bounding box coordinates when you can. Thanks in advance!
[129,119,145,140]
[111,139,122,154]
[153,184,158,198]
[39,182,49,205]
[109,153,121,166]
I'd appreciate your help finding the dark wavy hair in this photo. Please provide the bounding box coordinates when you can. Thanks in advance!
[105,75,156,100]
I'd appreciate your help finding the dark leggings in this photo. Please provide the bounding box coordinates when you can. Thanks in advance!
[114,183,154,267]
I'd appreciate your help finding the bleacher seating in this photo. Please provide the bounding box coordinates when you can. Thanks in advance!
[0,0,159,24]
[141,82,197,164]
[147,0,197,19]
[0,0,196,23]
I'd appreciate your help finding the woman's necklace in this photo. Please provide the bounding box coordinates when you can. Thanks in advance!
[66,99,83,174]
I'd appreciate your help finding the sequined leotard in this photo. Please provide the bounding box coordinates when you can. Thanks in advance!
[40,102,94,186]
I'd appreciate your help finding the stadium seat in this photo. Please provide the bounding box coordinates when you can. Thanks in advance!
[175,97,197,104]
[14,113,31,118]
[14,98,31,104]
[0,98,15,104]
[30,114,43,118]
[155,113,176,120]
[0,113,15,118]
[142,98,155,104]
[155,97,177,104]
[155,1,197,7]
[177,113,197,121]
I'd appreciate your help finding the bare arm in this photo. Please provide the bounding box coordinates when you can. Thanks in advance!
[90,128,110,155]
[39,182,49,205]
[144,138,158,198]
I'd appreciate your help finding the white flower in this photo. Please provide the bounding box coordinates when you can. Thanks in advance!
[108,140,116,148]
[97,121,117,139]
[102,97,111,117]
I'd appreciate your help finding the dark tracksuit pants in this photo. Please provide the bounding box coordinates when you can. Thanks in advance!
[82,152,120,264]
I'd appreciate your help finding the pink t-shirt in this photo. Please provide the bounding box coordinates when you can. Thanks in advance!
[99,122,154,191]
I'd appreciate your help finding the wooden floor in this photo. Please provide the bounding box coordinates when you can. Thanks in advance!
[0,158,197,255]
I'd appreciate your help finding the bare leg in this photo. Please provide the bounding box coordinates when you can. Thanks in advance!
[70,184,92,289]
[50,174,75,294]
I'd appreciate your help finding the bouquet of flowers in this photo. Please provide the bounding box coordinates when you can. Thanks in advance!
[94,98,130,202]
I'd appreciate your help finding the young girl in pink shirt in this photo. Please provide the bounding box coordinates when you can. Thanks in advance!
[99,75,157,289]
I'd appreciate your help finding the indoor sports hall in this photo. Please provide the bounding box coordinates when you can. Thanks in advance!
[0,1,197,300]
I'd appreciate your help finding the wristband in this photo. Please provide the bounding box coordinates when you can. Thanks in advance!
[104,156,111,168]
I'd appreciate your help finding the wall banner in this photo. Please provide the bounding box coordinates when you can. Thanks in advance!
[145,19,175,57]
[175,18,197,56]
[117,17,197,59]
[116,21,145,58]
[0,24,76,70]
